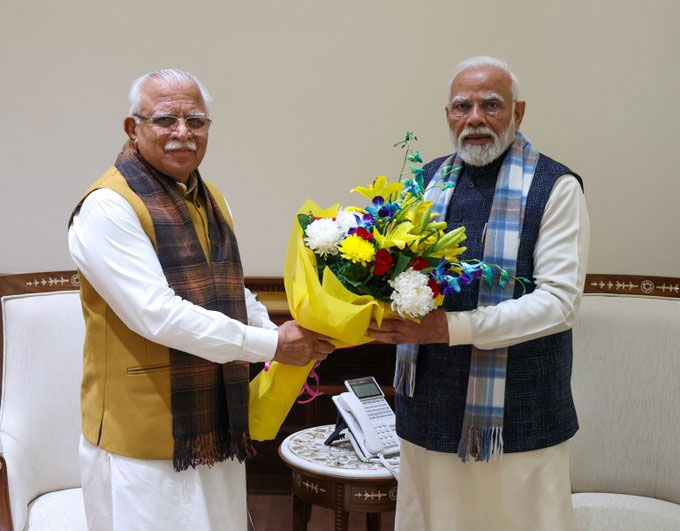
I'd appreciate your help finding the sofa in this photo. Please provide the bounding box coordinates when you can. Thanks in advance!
[1,271,678,530]
[0,272,85,530]
[570,274,680,530]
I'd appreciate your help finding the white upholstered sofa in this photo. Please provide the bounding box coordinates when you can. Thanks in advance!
[570,274,680,530]
[0,272,86,530]
[1,271,678,530]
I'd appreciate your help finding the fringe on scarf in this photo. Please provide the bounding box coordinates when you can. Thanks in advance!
[393,356,416,397]
[173,430,256,472]
[457,425,504,463]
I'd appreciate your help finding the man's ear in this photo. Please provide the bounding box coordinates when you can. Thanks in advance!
[514,101,526,129]
[123,116,138,145]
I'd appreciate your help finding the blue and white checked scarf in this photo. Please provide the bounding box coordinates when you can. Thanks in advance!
[394,131,539,462]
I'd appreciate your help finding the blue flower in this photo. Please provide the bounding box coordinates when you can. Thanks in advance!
[365,195,400,219]
[402,178,423,197]
[448,277,461,293]
[348,212,376,235]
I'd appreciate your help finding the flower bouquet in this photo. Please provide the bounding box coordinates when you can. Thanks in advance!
[249,133,524,440]
[284,132,519,347]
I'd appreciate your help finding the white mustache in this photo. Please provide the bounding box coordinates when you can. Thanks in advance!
[164,140,197,152]
[459,126,497,142]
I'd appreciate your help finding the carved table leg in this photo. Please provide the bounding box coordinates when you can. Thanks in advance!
[334,483,349,531]
[366,512,381,531]
[292,494,312,531]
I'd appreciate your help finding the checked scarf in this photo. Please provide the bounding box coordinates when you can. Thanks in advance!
[394,131,539,462]
[115,141,254,471]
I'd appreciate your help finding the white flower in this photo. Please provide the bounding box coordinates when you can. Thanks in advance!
[335,209,358,235]
[389,268,437,318]
[304,218,344,257]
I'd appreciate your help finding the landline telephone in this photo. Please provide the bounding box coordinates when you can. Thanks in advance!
[325,376,399,460]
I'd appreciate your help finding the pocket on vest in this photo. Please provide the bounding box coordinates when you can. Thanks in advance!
[127,363,171,375]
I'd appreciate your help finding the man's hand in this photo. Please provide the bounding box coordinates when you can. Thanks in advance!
[365,310,449,345]
[273,321,336,366]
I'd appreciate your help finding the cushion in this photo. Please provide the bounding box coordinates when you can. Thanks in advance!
[25,488,87,530]
[573,492,680,530]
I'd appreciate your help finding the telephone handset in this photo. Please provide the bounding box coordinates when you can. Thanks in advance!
[329,376,399,459]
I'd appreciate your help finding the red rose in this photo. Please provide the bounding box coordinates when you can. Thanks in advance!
[428,278,440,297]
[355,227,374,240]
[371,249,394,276]
[411,257,430,271]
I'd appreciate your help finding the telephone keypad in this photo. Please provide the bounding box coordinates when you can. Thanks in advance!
[361,398,398,451]
[374,421,398,449]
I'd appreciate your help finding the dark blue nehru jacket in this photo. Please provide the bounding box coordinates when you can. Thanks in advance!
[395,151,584,454]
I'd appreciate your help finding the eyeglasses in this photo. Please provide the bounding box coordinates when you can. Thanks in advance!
[446,98,513,119]
[133,113,212,131]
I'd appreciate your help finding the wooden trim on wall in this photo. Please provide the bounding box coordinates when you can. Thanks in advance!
[0,271,81,297]
[0,272,291,326]
[584,274,680,299]
[3,272,678,301]
[2,272,678,313]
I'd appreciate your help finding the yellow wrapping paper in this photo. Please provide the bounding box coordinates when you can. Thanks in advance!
[248,200,391,440]
[248,359,315,440]
[284,200,391,347]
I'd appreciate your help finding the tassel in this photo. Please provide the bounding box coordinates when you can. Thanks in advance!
[457,425,503,463]
[173,430,256,472]
[393,357,416,397]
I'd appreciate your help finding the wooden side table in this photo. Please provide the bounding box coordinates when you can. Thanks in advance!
[278,425,398,531]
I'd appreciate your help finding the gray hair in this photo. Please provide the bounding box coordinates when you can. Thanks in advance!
[446,56,519,103]
[128,69,212,115]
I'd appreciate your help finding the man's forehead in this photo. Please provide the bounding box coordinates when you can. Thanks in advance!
[139,78,206,112]
[450,66,513,98]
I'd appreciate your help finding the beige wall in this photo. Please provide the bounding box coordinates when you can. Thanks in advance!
[1,0,678,276]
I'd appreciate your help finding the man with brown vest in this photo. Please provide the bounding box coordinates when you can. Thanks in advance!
[68,69,334,530]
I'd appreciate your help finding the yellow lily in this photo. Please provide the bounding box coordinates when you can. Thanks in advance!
[431,245,468,262]
[351,175,404,202]
[374,220,419,250]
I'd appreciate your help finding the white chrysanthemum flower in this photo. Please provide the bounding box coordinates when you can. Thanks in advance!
[389,268,437,318]
[304,218,344,257]
[335,209,358,235]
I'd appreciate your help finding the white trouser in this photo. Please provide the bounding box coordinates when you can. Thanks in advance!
[79,435,247,531]
[395,438,576,531]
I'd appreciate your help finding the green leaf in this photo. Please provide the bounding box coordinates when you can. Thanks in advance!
[389,252,413,281]
[297,213,314,231]
[341,262,369,282]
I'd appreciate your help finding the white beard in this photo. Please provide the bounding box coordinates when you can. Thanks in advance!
[451,122,516,167]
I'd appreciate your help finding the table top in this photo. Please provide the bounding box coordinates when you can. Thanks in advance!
[279,425,399,480]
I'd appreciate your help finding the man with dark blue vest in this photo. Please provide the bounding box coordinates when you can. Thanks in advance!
[367,56,589,530]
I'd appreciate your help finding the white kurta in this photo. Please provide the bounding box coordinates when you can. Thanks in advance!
[398,174,589,530]
[69,186,279,531]
[396,439,576,531]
